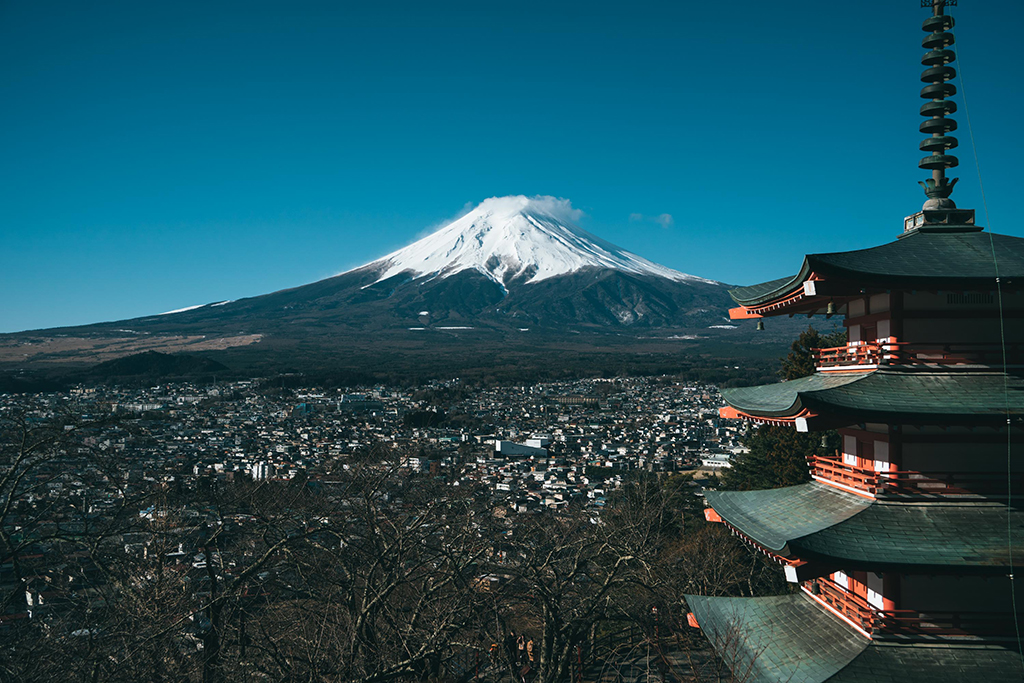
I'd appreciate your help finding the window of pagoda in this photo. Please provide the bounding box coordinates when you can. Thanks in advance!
[847,293,892,346]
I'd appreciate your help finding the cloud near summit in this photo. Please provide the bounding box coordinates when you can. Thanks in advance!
[413,196,583,243]
[475,195,584,223]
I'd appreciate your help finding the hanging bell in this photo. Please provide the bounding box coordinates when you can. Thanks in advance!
[820,434,829,449]
[756,320,765,331]
[826,301,836,318]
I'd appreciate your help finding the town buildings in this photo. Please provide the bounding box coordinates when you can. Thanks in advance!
[0,375,733,633]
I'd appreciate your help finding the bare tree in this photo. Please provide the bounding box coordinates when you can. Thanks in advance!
[0,407,783,683]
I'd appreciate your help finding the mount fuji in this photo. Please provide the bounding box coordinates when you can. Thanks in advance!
[365,195,713,290]
[2,196,770,373]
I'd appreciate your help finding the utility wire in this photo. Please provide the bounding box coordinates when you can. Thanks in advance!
[950,8,1024,664]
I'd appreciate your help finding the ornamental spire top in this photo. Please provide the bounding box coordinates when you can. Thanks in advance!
[902,0,977,235]
[917,0,959,210]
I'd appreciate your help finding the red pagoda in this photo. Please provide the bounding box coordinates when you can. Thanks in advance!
[685,2,1024,680]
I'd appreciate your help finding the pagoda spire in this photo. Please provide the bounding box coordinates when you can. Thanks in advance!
[918,0,960,209]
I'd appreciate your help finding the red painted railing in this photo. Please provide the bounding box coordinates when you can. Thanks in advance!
[812,577,1020,638]
[807,454,1020,497]
[813,575,874,632]
[814,341,1023,369]
[814,341,899,368]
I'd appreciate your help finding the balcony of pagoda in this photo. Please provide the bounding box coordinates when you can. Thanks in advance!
[805,576,1022,641]
[813,339,1024,372]
[807,452,1022,499]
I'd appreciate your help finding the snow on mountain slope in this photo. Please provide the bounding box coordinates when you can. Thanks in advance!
[362,196,716,288]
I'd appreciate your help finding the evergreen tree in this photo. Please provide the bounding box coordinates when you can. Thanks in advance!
[779,325,847,381]
[720,325,845,491]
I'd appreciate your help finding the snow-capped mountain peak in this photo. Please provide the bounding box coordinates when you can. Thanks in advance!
[363,195,714,287]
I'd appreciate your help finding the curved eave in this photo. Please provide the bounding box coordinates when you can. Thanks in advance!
[729,266,813,309]
[706,483,1024,570]
[727,231,1024,319]
[720,373,869,420]
[685,593,869,683]
[719,405,818,428]
[684,593,1024,683]
[706,484,871,555]
[797,371,1024,425]
[720,371,1024,426]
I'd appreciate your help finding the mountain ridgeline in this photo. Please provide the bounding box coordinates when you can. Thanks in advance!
[1,196,807,378]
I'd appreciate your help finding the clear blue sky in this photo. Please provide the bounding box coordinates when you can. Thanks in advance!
[2,0,1021,333]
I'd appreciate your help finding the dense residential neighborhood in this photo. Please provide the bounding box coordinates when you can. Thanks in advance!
[4,376,741,509]
[0,376,753,681]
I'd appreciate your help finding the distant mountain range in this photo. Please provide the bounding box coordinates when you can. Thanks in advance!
[0,196,806,375]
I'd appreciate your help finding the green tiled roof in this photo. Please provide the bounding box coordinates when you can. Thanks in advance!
[684,593,1024,683]
[706,484,871,553]
[721,370,1024,423]
[728,275,803,307]
[729,231,1024,307]
[795,499,1024,568]
[720,373,867,418]
[706,483,1024,569]
[684,593,868,683]
[829,642,1024,683]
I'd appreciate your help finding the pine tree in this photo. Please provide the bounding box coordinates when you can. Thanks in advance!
[720,326,845,491]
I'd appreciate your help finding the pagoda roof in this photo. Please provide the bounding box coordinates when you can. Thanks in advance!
[684,592,1023,683]
[706,483,1024,569]
[721,370,1024,425]
[729,231,1024,308]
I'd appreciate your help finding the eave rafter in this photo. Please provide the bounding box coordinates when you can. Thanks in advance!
[705,509,796,563]
[729,273,887,320]
[719,405,846,432]
[704,507,836,582]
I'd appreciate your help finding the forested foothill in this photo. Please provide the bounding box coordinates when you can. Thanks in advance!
[0,329,794,395]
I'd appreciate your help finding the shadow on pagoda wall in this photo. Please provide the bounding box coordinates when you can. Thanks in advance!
[807,571,1023,641]
[808,423,1024,503]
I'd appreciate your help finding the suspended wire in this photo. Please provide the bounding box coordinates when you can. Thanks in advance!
[949,7,1023,664]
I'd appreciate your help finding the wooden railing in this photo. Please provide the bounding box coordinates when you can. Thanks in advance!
[813,575,874,632]
[813,340,1024,369]
[814,341,899,368]
[807,454,1020,497]
[808,455,878,494]
[812,577,1020,638]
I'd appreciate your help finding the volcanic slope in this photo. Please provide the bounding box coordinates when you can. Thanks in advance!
[4,196,796,370]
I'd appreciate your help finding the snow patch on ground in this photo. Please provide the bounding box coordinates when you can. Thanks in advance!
[159,304,205,315]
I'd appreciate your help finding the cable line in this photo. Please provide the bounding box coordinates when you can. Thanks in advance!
[949,6,1024,664]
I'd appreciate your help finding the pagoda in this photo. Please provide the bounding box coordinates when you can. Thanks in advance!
[685,2,1024,680]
